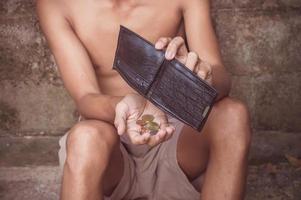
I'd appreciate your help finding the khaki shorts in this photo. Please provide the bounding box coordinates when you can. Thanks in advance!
[58,116,202,200]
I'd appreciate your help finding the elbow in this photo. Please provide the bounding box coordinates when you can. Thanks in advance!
[74,93,99,118]
[215,70,232,101]
[75,95,89,118]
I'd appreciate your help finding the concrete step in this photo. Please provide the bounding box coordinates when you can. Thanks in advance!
[0,131,300,166]
[0,164,300,200]
[0,167,60,200]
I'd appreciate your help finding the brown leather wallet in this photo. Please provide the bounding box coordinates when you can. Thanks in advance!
[113,25,218,132]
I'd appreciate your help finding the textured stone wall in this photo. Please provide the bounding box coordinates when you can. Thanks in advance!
[211,1,301,133]
[1,1,301,199]
[0,1,300,138]
[0,0,76,136]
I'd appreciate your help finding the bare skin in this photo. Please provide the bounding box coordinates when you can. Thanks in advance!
[37,0,251,199]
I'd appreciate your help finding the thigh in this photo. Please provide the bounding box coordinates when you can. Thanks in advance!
[176,97,225,180]
[177,97,250,181]
[177,123,210,181]
[102,131,124,196]
[62,119,125,196]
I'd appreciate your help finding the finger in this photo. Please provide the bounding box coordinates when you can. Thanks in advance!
[161,127,170,142]
[128,128,150,145]
[155,37,172,49]
[185,51,199,72]
[148,129,167,146]
[156,129,168,143]
[196,68,207,80]
[201,60,213,80]
[161,124,175,141]
[157,116,170,141]
[164,125,175,141]
[129,132,145,145]
[196,60,211,80]
[165,36,187,60]
[205,70,213,85]
[114,102,128,135]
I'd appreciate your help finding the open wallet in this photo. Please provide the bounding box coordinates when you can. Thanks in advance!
[112,25,218,132]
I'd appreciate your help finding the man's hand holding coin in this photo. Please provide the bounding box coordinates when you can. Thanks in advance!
[114,93,175,147]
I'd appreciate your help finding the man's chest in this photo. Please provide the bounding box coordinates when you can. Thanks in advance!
[66,0,183,73]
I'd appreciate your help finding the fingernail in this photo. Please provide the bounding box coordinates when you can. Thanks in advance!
[165,51,172,59]
[155,42,162,49]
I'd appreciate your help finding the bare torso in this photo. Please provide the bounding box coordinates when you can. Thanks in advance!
[63,0,184,96]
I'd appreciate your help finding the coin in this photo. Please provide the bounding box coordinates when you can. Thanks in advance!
[142,114,154,122]
[136,114,159,135]
[145,121,159,131]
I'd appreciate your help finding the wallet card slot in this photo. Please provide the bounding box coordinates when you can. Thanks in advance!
[170,59,217,97]
[146,58,167,98]
[149,60,211,129]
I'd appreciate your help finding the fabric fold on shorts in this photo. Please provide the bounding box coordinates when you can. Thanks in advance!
[58,115,202,200]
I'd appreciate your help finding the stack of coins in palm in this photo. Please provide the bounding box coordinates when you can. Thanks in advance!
[136,114,159,135]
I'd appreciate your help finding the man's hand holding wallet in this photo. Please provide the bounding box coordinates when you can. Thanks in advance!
[155,35,213,86]
[113,26,218,146]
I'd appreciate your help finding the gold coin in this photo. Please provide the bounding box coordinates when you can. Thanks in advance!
[146,121,159,131]
[142,114,154,122]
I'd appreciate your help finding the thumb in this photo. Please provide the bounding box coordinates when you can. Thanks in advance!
[114,102,128,135]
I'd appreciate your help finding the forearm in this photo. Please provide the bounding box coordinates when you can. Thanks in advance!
[76,93,123,124]
[211,65,232,101]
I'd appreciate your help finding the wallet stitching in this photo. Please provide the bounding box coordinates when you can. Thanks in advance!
[146,56,166,97]
[120,25,217,98]
[119,60,152,89]
[120,25,164,57]
[114,25,217,131]
[149,62,210,129]
[148,96,204,131]
[113,31,199,128]
[120,25,167,97]
[147,60,206,130]
[114,62,150,96]
[114,26,158,93]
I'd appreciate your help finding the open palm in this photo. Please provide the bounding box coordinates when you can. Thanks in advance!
[114,93,175,147]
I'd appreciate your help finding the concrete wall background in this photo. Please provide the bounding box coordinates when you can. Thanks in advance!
[0,0,300,161]
[0,1,301,199]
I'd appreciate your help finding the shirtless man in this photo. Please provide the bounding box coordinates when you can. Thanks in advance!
[36,0,251,199]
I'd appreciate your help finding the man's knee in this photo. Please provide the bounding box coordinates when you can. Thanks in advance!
[218,97,250,122]
[211,97,252,150]
[65,120,119,172]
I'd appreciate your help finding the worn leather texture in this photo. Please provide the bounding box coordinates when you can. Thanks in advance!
[113,25,218,131]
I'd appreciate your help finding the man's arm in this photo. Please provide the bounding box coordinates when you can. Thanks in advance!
[182,0,231,99]
[36,0,122,123]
